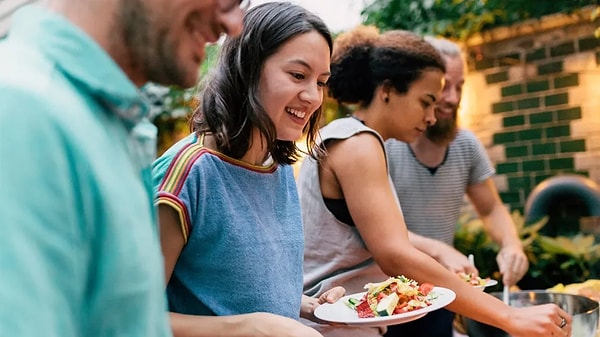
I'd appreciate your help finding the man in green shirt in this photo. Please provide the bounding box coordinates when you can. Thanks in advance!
[0,1,244,336]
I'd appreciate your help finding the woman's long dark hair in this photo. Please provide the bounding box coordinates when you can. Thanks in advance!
[191,2,333,165]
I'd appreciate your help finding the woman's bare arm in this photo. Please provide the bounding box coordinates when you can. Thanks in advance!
[320,133,570,337]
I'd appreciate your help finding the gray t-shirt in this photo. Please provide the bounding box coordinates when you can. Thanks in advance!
[385,129,495,245]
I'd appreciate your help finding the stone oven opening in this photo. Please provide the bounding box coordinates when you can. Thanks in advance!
[524,175,600,237]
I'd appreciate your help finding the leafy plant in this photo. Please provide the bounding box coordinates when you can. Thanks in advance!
[525,234,600,289]
[454,211,546,287]
[454,210,600,290]
[143,83,198,155]
[362,0,598,40]
[143,44,221,155]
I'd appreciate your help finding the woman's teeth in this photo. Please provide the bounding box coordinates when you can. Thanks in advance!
[286,108,306,119]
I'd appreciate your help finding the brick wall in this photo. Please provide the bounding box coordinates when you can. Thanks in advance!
[460,7,600,213]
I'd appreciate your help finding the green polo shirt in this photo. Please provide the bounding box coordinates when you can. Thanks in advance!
[0,5,171,337]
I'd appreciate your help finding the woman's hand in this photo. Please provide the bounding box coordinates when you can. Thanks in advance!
[170,311,328,337]
[504,304,572,337]
[300,286,346,323]
[241,312,327,337]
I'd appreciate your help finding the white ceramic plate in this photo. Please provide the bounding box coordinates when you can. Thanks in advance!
[314,286,456,327]
[474,279,498,290]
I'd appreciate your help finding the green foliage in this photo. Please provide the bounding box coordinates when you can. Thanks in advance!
[199,44,221,79]
[145,84,198,155]
[527,234,600,288]
[362,0,598,40]
[146,44,221,155]
[454,211,600,290]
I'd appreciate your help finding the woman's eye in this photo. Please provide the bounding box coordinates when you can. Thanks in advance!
[317,81,327,87]
[291,73,305,80]
[421,100,431,108]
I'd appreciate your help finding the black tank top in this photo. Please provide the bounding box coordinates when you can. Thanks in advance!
[323,197,355,227]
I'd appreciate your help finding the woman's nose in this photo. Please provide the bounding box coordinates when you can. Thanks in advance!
[299,83,323,106]
[426,107,437,126]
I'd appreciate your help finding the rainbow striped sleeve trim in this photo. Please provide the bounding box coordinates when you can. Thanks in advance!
[156,142,206,244]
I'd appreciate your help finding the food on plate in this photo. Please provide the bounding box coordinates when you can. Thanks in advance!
[457,272,490,287]
[346,275,436,318]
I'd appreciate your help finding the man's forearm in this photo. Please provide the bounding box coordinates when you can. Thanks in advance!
[481,203,521,249]
[408,231,444,260]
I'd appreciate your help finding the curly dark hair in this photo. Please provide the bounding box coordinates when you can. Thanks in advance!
[190,2,333,165]
[328,26,445,107]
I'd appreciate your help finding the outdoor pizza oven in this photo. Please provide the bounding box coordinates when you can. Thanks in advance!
[524,175,600,237]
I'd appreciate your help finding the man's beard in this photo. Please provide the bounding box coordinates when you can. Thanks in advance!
[425,108,458,145]
[117,0,188,86]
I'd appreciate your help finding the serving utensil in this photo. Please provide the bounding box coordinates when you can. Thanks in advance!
[503,284,510,304]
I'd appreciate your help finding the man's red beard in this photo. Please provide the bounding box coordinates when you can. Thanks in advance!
[425,108,458,145]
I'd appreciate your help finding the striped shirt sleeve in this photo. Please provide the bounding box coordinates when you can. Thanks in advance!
[153,142,205,243]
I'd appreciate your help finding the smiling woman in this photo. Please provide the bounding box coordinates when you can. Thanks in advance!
[151,2,345,337]
[257,32,331,143]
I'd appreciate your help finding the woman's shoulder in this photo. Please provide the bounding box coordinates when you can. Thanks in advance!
[321,128,387,173]
[152,133,203,192]
[320,117,383,144]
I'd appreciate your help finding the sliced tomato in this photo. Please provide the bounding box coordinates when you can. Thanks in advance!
[356,300,375,318]
[392,301,408,314]
[418,282,434,295]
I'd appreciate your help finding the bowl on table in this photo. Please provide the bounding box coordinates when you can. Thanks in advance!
[465,290,599,337]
